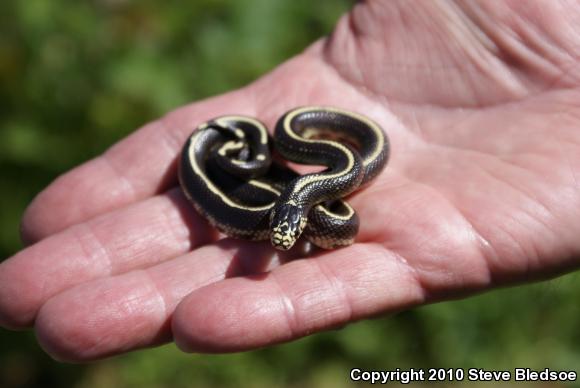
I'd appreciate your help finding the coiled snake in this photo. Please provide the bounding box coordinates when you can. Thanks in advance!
[178,106,389,250]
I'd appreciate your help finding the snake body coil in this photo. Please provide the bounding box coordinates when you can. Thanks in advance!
[178,106,389,250]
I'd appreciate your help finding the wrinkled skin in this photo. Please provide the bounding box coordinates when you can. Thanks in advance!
[1,0,580,362]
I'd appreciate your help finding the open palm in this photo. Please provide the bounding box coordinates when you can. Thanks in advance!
[1,1,579,361]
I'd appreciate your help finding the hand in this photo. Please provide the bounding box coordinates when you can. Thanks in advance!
[1,0,579,362]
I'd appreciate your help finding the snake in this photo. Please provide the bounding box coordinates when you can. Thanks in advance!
[178,106,389,250]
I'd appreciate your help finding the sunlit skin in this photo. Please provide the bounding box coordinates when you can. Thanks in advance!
[1,1,580,362]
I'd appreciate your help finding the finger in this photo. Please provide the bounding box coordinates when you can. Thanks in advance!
[34,239,292,362]
[172,243,425,353]
[21,89,255,244]
[0,188,214,329]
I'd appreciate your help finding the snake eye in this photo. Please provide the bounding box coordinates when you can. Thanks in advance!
[269,203,307,250]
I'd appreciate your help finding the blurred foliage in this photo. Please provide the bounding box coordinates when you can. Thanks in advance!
[0,1,579,387]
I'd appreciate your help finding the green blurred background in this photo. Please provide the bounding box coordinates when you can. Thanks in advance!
[1,1,579,387]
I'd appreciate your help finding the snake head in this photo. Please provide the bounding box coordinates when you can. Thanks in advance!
[269,202,308,250]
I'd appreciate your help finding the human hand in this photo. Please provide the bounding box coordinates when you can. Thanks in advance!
[1,0,579,362]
